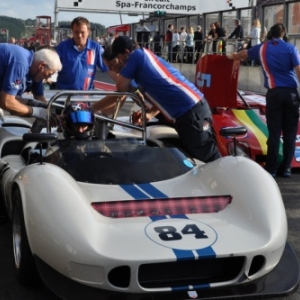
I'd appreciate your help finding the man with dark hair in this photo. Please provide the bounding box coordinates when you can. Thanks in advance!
[228,19,244,51]
[228,23,300,178]
[214,22,226,54]
[194,26,203,62]
[55,16,112,90]
[228,19,244,40]
[110,36,221,163]
[165,24,173,62]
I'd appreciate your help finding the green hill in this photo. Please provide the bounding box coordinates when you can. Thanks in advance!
[0,16,106,41]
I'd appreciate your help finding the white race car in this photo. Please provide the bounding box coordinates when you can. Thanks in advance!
[0,91,298,300]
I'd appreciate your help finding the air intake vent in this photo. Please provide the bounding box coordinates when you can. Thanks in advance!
[139,257,244,288]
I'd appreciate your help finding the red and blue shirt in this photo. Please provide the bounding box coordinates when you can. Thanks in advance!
[56,38,108,90]
[248,38,300,89]
[0,44,43,96]
[120,48,203,122]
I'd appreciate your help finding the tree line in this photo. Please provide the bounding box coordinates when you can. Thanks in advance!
[0,16,106,39]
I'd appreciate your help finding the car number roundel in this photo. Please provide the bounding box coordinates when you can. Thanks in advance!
[145,218,217,250]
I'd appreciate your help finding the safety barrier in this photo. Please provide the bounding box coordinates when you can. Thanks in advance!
[144,35,300,66]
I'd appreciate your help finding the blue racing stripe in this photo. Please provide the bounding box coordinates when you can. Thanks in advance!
[191,283,211,290]
[196,247,216,258]
[172,283,210,291]
[169,214,189,219]
[120,184,150,199]
[172,285,190,291]
[173,249,195,261]
[150,215,167,221]
[137,183,168,198]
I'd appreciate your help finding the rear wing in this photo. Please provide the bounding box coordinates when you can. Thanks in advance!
[195,55,240,109]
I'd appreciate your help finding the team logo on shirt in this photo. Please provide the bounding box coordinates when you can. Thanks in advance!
[87,68,94,76]
[11,79,22,89]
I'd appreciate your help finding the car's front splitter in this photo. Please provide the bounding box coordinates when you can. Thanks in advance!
[35,242,299,300]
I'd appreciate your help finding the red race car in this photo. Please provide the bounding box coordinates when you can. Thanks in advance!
[195,54,300,169]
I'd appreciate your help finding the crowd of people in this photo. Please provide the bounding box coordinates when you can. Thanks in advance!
[155,18,270,62]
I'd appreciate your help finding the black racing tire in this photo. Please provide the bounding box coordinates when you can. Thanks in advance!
[12,188,40,285]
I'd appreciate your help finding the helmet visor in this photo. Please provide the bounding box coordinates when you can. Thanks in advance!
[70,111,93,125]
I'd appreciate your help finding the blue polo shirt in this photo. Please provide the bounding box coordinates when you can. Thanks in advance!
[248,38,300,89]
[56,38,108,90]
[119,48,203,122]
[0,44,43,96]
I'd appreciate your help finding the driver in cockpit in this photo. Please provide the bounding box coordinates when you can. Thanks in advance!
[46,102,111,168]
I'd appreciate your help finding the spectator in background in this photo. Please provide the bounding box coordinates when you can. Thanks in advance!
[179,26,187,62]
[194,25,203,63]
[55,16,111,90]
[185,26,194,63]
[100,35,107,48]
[9,37,16,44]
[228,19,244,51]
[205,23,216,53]
[228,23,300,178]
[153,31,162,56]
[172,28,180,62]
[95,36,101,44]
[214,21,226,54]
[247,19,262,66]
[107,32,115,46]
[165,24,173,62]
[23,40,30,49]
[50,36,57,47]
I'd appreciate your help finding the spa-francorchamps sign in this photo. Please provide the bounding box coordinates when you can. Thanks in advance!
[56,0,251,15]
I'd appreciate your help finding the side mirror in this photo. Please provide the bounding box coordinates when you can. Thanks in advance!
[23,133,58,143]
[219,126,247,156]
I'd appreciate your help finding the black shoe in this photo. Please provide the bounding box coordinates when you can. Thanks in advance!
[0,215,8,224]
[278,167,291,178]
[282,168,291,178]
[264,166,276,178]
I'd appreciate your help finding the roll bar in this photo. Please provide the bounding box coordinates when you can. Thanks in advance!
[46,90,147,144]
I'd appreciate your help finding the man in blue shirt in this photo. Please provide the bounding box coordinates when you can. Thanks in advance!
[228,23,300,177]
[56,17,111,90]
[110,36,221,163]
[0,44,62,120]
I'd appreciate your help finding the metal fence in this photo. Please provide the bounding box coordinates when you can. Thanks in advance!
[139,35,300,66]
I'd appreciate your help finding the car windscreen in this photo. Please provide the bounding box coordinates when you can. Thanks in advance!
[57,139,196,184]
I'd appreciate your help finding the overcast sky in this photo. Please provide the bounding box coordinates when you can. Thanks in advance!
[0,0,141,27]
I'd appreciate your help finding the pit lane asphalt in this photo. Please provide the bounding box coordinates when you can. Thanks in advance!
[0,72,299,300]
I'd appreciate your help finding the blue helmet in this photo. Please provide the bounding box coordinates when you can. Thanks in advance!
[62,103,94,139]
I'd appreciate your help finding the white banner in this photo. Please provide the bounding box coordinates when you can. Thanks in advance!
[56,0,251,15]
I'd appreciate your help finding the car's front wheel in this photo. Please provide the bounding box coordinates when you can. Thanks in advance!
[12,188,39,285]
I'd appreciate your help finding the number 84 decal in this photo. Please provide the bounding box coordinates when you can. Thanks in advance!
[145,219,217,250]
[154,224,208,241]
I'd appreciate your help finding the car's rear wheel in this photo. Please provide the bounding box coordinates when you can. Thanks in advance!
[12,188,39,285]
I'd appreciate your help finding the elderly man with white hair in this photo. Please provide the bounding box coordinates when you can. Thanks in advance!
[0,44,62,121]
